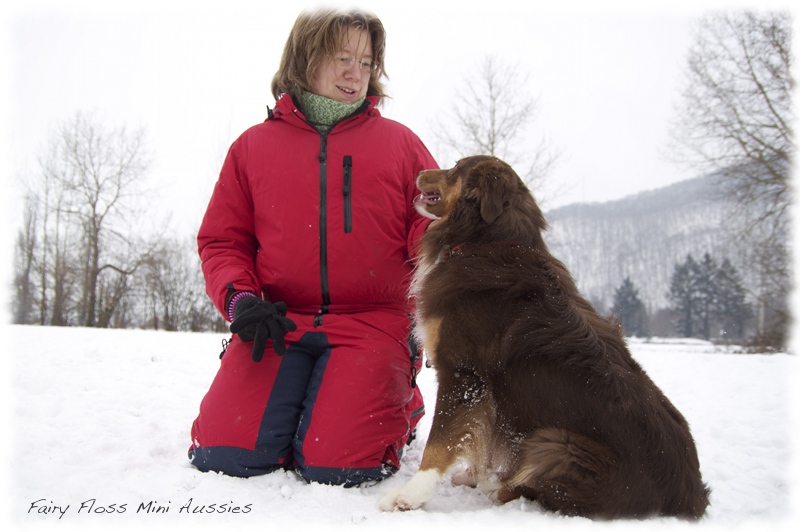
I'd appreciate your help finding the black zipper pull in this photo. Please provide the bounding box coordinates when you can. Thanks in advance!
[319,134,328,163]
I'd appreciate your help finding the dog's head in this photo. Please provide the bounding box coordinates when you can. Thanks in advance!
[415,156,547,246]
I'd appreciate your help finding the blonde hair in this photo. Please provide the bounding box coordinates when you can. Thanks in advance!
[271,8,388,104]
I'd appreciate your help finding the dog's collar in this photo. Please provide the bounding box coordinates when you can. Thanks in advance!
[447,240,526,257]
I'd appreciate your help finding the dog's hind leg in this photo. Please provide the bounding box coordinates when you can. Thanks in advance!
[509,427,617,517]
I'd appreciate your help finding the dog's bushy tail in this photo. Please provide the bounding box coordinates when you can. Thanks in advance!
[509,428,617,517]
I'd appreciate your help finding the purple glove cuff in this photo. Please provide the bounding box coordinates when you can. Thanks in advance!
[227,291,258,322]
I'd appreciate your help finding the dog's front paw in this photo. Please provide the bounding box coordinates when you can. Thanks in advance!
[378,469,443,511]
[377,488,422,511]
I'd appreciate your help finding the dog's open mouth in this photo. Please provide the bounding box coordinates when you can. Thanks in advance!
[419,190,441,205]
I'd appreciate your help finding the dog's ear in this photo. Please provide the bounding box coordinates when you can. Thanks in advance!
[480,178,505,223]
[472,160,513,224]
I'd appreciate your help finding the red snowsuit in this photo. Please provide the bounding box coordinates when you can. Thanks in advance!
[190,94,437,486]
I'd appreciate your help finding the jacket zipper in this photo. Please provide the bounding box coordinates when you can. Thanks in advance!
[306,99,370,324]
[317,133,331,323]
[343,156,353,234]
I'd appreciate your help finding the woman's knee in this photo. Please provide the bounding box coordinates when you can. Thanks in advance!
[294,463,397,487]
[189,445,285,478]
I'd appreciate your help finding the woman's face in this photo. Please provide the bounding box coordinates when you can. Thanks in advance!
[311,28,373,104]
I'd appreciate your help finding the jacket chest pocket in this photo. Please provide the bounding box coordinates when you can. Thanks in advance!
[342,155,353,234]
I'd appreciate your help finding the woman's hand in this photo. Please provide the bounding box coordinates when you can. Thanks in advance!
[230,297,298,361]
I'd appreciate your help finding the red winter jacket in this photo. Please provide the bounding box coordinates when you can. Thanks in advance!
[198,94,438,318]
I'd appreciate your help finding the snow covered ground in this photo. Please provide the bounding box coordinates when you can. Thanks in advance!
[5,324,798,531]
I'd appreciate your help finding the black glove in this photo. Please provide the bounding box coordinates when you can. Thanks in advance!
[229,296,297,361]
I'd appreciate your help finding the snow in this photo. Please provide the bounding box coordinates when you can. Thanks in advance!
[5,324,798,531]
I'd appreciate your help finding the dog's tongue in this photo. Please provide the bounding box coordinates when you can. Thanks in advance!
[420,191,441,205]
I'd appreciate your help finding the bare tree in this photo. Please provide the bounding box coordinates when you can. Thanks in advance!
[12,194,39,324]
[431,55,560,202]
[669,11,794,348]
[137,236,226,332]
[60,113,154,325]
[15,112,156,328]
[12,112,234,332]
[37,134,84,326]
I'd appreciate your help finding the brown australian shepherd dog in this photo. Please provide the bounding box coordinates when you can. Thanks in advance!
[379,156,710,519]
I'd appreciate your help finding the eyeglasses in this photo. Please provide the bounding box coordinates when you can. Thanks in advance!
[334,56,379,73]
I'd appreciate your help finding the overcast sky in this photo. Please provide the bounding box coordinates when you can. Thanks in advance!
[2,0,797,237]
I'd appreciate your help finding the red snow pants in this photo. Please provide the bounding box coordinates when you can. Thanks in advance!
[189,309,424,486]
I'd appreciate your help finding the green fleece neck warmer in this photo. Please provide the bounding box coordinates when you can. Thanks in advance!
[299,92,366,132]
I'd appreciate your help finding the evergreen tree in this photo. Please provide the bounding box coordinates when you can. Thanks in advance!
[668,255,702,338]
[695,253,719,340]
[715,258,754,339]
[669,253,755,340]
[611,277,647,337]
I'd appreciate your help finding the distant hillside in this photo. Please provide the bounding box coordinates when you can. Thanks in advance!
[543,174,735,312]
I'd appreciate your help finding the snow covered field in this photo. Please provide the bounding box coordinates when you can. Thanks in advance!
[5,324,798,531]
